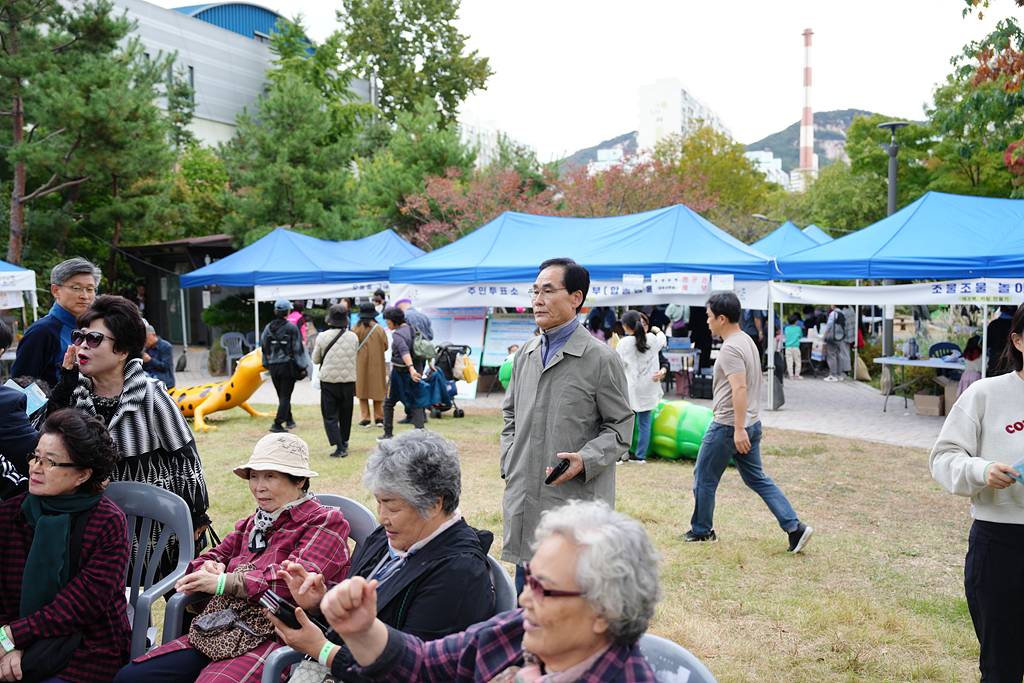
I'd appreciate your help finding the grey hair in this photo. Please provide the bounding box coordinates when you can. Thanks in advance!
[533,500,662,647]
[362,430,461,517]
[51,258,102,287]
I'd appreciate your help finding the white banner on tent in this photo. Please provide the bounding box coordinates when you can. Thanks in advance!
[0,291,25,309]
[771,279,1024,306]
[0,271,35,293]
[254,281,389,302]
[392,280,769,309]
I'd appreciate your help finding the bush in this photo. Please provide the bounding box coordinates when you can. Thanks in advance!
[201,295,274,333]
[208,337,227,375]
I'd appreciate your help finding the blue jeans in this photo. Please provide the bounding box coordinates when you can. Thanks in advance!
[635,411,652,460]
[689,421,799,536]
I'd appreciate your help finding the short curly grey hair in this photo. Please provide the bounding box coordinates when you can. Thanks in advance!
[51,257,102,287]
[533,500,662,647]
[362,430,460,518]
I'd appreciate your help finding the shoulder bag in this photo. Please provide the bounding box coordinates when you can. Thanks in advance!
[187,562,274,661]
[20,507,94,683]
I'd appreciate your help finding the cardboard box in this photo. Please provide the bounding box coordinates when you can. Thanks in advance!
[933,376,959,416]
[914,392,944,416]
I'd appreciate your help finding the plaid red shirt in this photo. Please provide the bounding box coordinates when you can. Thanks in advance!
[358,609,657,683]
[135,498,351,683]
[0,494,131,683]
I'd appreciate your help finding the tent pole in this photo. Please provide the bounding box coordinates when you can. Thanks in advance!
[982,304,988,380]
[180,288,188,362]
[767,282,776,410]
[254,296,260,343]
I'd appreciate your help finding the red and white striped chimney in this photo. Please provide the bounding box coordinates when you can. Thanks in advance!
[799,28,814,170]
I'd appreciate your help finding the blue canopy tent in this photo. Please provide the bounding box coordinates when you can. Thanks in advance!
[180,228,423,288]
[390,205,775,309]
[801,224,834,244]
[750,221,820,258]
[775,192,1024,280]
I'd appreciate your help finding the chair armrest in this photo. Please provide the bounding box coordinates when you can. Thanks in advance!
[129,570,190,659]
[162,591,209,643]
[261,646,305,683]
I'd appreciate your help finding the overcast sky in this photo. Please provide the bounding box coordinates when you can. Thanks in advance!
[151,0,1019,161]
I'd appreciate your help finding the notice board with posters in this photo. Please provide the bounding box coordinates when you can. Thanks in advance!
[422,307,487,400]
[482,313,537,367]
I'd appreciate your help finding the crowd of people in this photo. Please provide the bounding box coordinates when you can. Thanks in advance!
[0,254,1020,683]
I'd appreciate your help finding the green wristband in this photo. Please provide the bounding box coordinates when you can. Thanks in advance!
[216,573,227,596]
[318,642,335,667]
[984,462,995,482]
[0,626,14,653]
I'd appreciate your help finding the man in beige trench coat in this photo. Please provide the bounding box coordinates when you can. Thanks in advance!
[500,257,634,593]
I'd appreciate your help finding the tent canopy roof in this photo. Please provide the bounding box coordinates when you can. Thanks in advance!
[750,221,820,258]
[180,228,423,288]
[801,224,834,244]
[390,206,774,283]
[776,192,1024,280]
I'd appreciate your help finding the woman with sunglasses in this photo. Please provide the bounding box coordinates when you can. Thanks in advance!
[317,500,662,683]
[48,295,212,566]
[0,409,130,683]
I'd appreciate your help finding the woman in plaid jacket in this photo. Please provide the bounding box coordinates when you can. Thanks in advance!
[0,409,130,683]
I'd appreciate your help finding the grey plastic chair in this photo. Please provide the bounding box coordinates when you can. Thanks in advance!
[640,633,718,683]
[221,332,248,373]
[314,494,378,550]
[245,330,258,351]
[488,555,517,614]
[104,481,195,660]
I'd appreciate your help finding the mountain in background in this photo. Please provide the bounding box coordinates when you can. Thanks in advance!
[559,131,638,171]
[745,109,874,173]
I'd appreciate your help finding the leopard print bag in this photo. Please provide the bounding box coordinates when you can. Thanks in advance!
[187,563,274,661]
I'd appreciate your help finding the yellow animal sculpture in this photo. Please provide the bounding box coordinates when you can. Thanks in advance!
[169,348,272,431]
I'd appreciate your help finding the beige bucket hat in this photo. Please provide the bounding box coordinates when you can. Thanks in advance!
[233,433,319,480]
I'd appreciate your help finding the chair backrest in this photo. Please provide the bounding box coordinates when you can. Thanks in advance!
[487,554,518,615]
[639,633,718,683]
[104,481,195,658]
[929,341,961,358]
[245,330,257,349]
[221,332,247,355]
[314,494,378,549]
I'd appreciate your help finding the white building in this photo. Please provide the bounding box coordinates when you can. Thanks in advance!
[109,0,370,146]
[458,114,537,169]
[744,150,791,187]
[637,77,732,153]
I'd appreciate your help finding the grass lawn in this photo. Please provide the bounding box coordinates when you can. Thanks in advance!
[186,402,978,683]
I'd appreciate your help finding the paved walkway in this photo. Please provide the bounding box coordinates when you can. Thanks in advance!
[176,348,945,451]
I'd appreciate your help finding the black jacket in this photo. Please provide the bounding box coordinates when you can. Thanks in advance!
[329,518,495,680]
[261,318,307,368]
[0,386,37,500]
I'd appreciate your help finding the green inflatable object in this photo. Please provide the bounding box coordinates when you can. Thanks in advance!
[499,357,514,389]
[629,400,714,460]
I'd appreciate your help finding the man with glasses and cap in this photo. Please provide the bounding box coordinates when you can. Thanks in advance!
[500,257,633,594]
[261,299,309,433]
[12,257,101,387]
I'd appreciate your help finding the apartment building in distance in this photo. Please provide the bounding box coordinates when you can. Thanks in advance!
[637,77,731,153]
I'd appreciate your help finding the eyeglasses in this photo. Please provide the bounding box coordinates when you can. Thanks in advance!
[28,456,81,472]
[60,284,96,296]
[71,329,115,348]
[523,563,583,599]
[527,286,567,300]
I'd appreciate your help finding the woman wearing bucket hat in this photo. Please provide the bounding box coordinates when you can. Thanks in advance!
[261,299,310,433]
[313,304,359,458]
[353,303,388,428]
[116,433,351,683]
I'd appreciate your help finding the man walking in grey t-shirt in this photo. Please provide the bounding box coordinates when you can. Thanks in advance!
[682,291,813,553]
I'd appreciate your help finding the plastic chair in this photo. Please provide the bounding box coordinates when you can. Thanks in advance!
[639,633,719,683]
[314,494,378,549]
[245,330,258,351]
[488,555,518,614]
[104,481,195,660]
[221,332,248,373]
[929,342,960,358]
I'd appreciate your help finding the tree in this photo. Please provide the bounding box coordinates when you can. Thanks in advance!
[166,64,197,149]
[354,99,475,236]
[1,0,130,265]
[219,73,358,245]
[166,142,230,239]
[337,0,492,126]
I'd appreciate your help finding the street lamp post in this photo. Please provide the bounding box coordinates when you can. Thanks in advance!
[877,121,909,357]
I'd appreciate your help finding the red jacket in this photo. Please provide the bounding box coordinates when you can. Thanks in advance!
[0,494,130,683]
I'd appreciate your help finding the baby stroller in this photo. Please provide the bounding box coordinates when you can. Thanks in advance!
[427,342,472,419]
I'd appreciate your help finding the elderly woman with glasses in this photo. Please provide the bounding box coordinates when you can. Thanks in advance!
[47,295,212,559]
[268,430,495,682]
[316,500,661,683]
[0,409,130,683]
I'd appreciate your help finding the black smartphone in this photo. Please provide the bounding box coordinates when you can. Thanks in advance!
[259,591,301,630]
[545,458,571,485]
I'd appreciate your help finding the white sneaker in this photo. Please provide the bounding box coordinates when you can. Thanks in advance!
[823,375,839,382]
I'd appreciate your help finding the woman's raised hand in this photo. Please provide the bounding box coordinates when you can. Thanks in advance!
[62,344,79,370]
[277,560,327,612]
[269,607,329,660]
[321,577,379,636]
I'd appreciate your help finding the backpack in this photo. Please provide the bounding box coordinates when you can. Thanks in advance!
[412,328,436,361]
[827,311,846,342]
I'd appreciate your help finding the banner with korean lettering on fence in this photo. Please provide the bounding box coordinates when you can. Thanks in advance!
[770,279,1024,306]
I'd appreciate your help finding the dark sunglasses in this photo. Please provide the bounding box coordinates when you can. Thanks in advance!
[71,329,115,348]
[523,563,583,599]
